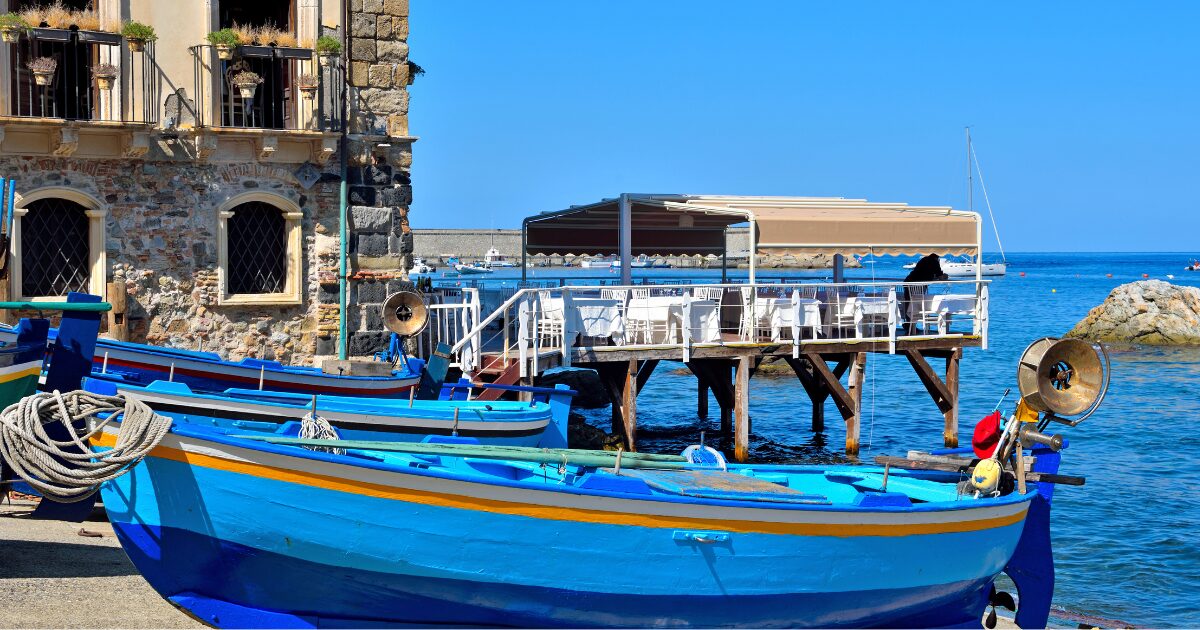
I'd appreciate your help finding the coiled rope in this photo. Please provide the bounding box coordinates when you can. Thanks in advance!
[0,390,173,503]
[299,412,344,455]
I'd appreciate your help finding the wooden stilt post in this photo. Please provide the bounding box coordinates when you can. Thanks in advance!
[686,359,735,436]
[734,355,751,462]
[944,347,961,448]
[622,359,638,451]
[845,352,866,456]
[106,281,128,342]
[786,355,851,434]
[697,380,708,418]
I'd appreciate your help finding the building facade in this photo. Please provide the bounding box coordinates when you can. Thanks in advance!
[0,0,413,363]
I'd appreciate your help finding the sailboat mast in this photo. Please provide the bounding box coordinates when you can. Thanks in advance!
[966,126,973,213]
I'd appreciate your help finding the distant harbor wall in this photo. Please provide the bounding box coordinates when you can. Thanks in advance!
[410,228,849,269]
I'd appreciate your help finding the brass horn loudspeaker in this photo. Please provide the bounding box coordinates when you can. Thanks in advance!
[1016,337,1109,422]
[381,291,429,337]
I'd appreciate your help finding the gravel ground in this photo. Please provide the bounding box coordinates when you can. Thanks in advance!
[0,497,202,629]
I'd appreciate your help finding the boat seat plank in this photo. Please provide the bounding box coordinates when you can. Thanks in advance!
[616,469,830,504]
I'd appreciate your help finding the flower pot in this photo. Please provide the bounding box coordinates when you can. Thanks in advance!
[239,45,272,58]
[78,30,122,45]
[95,76,115,90]
[216,44,233,60]
[127,38,145,53]
[318,52,338,67]
[33,70,53,86]
[298,85,318,99]
[0,28,20,44]
[274,46,312,60]
[236,83,257,99]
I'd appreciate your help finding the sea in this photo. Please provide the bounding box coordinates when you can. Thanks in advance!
[432,252,1198,627]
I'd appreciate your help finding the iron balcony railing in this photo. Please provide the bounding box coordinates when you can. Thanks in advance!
[5,28,159,123]
[189,43,343,132]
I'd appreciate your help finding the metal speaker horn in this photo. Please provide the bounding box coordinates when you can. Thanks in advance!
[1016,337,1107,418]
[381,291,428,337]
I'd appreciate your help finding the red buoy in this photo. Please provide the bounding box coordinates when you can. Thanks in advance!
[1019,272,1026,277]
[1142,273,1149,278]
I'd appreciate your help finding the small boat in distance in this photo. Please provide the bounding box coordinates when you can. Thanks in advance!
[580,256,615,269]
[454,261,493,274]
[941,255,1007,277]
[483,247,517,268]
[407,256,434,274]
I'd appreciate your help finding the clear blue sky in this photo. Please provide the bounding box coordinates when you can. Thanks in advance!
[408,2,1198,252]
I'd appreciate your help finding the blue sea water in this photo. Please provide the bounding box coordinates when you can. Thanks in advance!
[438,253,1199,627]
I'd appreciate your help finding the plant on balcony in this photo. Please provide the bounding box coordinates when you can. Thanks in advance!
[121,21,156,52]
[231,70,262,99]
[207,28,240,60]
[315,35,341,66]
[296,73,319,99]
[92,62,118,90]
[20,3,102,31]
[0,13,29,43]
[27,56,56,86]
[254,24,297,47]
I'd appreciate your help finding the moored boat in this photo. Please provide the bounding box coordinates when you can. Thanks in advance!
[580,256,614,269]
[83,377,570,447]
[95,421,1039,628]
[454,261,494,274]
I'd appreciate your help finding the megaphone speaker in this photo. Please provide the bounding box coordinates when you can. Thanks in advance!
[381,291,429,337]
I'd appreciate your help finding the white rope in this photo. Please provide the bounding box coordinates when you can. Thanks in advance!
[969,143,1006,262]
[0,390,173,503]
[299,412,344,455]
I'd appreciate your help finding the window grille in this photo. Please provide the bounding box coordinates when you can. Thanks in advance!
[20,198,90,297]
[227,202,286,294]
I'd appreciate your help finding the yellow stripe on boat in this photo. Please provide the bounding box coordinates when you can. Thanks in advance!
[93,432,1028,537]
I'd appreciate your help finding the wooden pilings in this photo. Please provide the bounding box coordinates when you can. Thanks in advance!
[786,353,866,456]
[106,281,129,342]
[734,356,752,462]
[903,348,961,448]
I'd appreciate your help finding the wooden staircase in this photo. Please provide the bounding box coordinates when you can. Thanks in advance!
[473,351,522,401]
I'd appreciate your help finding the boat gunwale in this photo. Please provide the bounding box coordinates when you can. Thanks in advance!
[122,422,1038,518]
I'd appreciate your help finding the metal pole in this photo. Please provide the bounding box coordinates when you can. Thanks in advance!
[618,193,632,285]
[521,219,528,282]
[833,254,844,284]
[747,211,757,284]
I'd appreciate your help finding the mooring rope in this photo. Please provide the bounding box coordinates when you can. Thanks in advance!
[0,390,173,503]
[299,412,345,455]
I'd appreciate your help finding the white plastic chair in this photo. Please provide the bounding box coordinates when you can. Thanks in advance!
[536,290,564,347]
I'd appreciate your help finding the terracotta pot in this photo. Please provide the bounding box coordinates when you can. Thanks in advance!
[95,76,115,90]
[299,85,318,99]
[33,70,53,86]
[127,38,145,53]
[236,83,257,99]
[0,28,20,44]
[318,52,338,67]
[216,44,232,60]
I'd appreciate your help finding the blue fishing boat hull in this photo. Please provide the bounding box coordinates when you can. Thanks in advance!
[99,425,1032,628]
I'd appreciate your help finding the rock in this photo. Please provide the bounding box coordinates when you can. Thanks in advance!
[536,367,608,409]
[1066,280,1200,345]
[567,412,622,451]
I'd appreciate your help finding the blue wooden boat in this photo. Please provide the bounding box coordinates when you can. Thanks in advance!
[82,377,571,448]
[0,325,422,397]
[93,417,1063,628]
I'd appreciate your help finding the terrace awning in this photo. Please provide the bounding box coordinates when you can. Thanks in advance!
[522,194,982,283]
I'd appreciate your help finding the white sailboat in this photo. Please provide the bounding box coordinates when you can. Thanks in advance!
[940,128,1007,277]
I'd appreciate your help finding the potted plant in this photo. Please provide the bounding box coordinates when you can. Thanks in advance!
[258,25,309,59]
[315,35,340,66]
[232,24,271,58]
[0,13,29,43]
[28,56,56,86]
[92,62,117,90]
[296,73,318,99]
[406,60,425,86]
[22,5,70,41]
[207,28,239,60]
[231,70,262,99]
[121,20,155,52]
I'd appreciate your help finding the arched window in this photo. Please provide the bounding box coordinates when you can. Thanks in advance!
[227,202,286,294]
[11,189,107,300]
[20,199,91,297]
[218,193,302,305]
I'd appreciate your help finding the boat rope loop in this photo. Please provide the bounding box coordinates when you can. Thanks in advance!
[299,412,344,455]
[0,390,172,503]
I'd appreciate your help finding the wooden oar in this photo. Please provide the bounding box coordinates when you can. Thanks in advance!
[232,436,693,469]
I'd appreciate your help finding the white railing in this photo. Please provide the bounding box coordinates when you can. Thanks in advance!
[435,280,989,378]
[414,288,480,369]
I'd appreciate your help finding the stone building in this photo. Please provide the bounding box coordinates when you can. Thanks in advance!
[0,0,414,363]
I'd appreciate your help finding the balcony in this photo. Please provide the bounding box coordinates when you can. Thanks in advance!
[3,28,159,124]
[187,43,343,163]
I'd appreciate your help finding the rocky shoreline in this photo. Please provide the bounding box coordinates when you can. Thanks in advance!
[1067,280,1200,345]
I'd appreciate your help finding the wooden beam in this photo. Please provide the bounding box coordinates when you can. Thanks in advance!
[106,281,128,342]
[805,354,855,420]
[635,359,659,393]
[573,336,982,363]
[734,355,751,462]
[903,349,954,413]
[623,359,638,452]
[592,362,629,438]
[845,352,866,456]
[686,359,735,436]
[944,347,961,448]
[784,356,826,431]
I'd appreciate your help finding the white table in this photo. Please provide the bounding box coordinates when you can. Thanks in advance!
[769,297,823,342]
[547,297,624,343]
[852,295,899,338]
[919,293,978,334]
[627,297,720,344]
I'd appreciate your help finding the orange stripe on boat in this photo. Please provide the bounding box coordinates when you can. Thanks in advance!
[94,433,1027,537]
